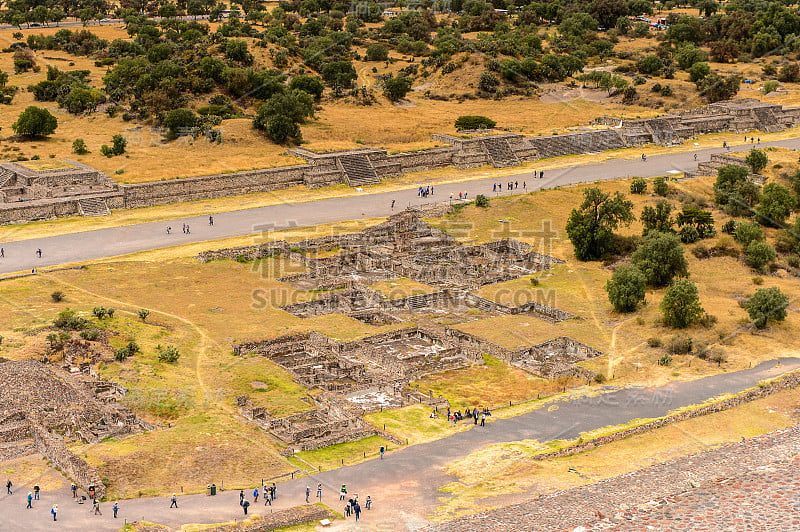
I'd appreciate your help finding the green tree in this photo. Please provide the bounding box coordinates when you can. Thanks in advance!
[605,264,646,313]
[72,138,88,154]
[640,199,674,235]
[653,176,669,196]
[637,54,664,75]
[157,344,181,363]
[162,108,197,140]
[734,221,764,248]
[714,165,760,216]
[675,43,707,70]
[744,287,789,329]
[111,134,126,156]
[630,177,647,194]
[687,61,710,82]
[12,106,58,137]
[455,115,496,130]
[565,187,635,261]
[225,39,253,65]
[365,43,389,61]
[383,75,412,101]
[289,75,324,100]
[660,279,704,329]
[745,241,776,270]
[757,182,796,227]
[321,60,357,95]
[631,231,688,287]
[744,149,768,173]
[698,73,741,103]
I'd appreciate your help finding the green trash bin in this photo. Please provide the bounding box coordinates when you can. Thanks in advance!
[210,484,217,496]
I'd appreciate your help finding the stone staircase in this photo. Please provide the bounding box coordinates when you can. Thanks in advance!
[481,138,520,167]
[686,153,764,183]
[78,197,111,216]
[752,107,783,133]
[337,154,380,187]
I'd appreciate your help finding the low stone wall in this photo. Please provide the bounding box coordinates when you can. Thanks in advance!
[387,147,456,172]
[0,198,84,224]
[201,504,334,532]
[28,419,106,498]
[532,369,800,461]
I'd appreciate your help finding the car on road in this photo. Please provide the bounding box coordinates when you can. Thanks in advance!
[29,22,41,27]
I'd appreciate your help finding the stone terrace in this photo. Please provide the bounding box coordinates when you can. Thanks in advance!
[427,425,800,532]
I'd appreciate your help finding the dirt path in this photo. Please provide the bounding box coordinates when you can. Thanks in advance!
[2,357,798,531]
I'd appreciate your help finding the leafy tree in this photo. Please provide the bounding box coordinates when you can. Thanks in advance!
[744,149,768,173]
[631,231,688,287]
[698,73,741,103]
[653,176,669,196]
[660,279,704,329]
[111,134,126,156]
[714,165,760,216]
[12,106,58,137]
[605,265,646,313]
[365,43,389,61]
[745,240,776,269]
[289,75,324,100]
[637,54,664,75]
[474,194,489,208]
[675,208,716,239]
[640,199,674,235]
[744,287,789,329]
[687,61,710,82]
[72,138,88,154]
[565,187,635,261]
[321,60,357,95]
[591,0,628,29]
[630,177,647,194]
[734,221,764,248]
[679,225,700,244]
[162,108,197,140]
[675,43,707,70]
[225,39,253,65]
[757,182,796,227]
[778,63,800,83]
[383,75,412,101]
[455,115,496,130]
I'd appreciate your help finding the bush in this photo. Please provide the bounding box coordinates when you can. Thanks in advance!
[637,54,664,75]
[53,308,87,330]
[50,290,65,302]
[630,177,647,194]
[734,221,764,248]
[721,219,737,234]
[474,194,489,208]
[652,176,669,196]
[157,344,181,363]
[678,225,700,244]
[647,337,662,347]
[745,149,768,173]
[605,264,647,313]
[365,43,389,61]
[100,145,113,157]
[478,71,499,93]
[12,106,57,137]
[660,279,704,329]
[763,80,779,94]
[138,308,150,321]
[111,134,126,156]
[114,347,131,361]
[745,240,776,269]
[79,329,100,341]
[454,115,496,131]
[744,286,789,328]
[692,244,710,259]
[72,138,88,155]
[687,61,710,82]
[699,313,718,328]
[658,353,673,366]
[668,335,692,354]
[383,75,412,101]
[631,231,688,287]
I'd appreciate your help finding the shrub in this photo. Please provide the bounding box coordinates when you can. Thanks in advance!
[365,43,389,61]
[454,115,496,131]
[79,329,100,341]
[100,144,113,157]
[631,231,688,287]
[678,225,700,244]
[92,306,107,319]
[668,335,692,354]
[762,80,779,94]
[721,219,737,234]
[734,221,764,248]
[53,308,87,330]
[157,344,181,363]
[114,347,131,361]
[661,279,704,329]
[652,176,669,196]
[111,134,126,156]
[699,313,718,328]
[745,240,776,269]
[692,244,710,259]
[138,308,150,321]
[383,75,412,101]
[744,149,768,173]
[630,177,647,194]
[12,106,57,137]
[72,138,88,155]
[647,337,662,347]
[474,194,489,208]
[50,290,65,302]
[605,264,647,313]
[744,286,789,329]
[658,353,673,366]
[752,276,764,285]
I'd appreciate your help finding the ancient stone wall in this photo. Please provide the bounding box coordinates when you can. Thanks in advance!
[200,504,333,532]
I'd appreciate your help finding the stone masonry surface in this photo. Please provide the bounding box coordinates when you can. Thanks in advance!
[426,424,800,532]
[2,99,798,224]
[198,504,333,531]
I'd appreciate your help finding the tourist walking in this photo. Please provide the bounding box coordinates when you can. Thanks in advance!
[540,170,544,179]
[271,482,277,500]
[305,486,310,503]
[239,490,244,506]
[354,501,362,521]
[380,445,385,459]
[340,484,347,501]
[317,483,323,501]
[166,226,171,234]
[391,200,395,210]
[209,215,214,225]
[71,483,77,498]
[33,485,39,500]
[36,248,42,258]
[113,502,119,518]
[366,495,372,510]
[26,492,32,509]
[93,500,102,515]
[242,499,250,515]
[253,487,259,502]
[6,479,12,495]
[264,485,270,505]
[51,504,57,521]
[170,493,178,508]
[0,247,4,258]
[480,411,486,427]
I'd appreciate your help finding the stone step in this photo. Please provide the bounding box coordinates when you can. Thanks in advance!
[338,155,380,186]
[78,197,110,217]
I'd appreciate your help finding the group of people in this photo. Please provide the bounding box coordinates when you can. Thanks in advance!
[418,186,434,197]
[432,407,491,426]
[494,181,526,192]
[7,478,121,522]
[167,216,215,235]
[338,485,370,522]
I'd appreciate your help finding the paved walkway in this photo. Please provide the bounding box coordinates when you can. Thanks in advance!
[2,138,800,275]
[1,357,798,531]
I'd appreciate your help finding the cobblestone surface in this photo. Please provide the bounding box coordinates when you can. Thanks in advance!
[579,456,800,531]
[428,425,800,532]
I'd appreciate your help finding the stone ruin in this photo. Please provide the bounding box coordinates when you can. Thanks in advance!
[0,358,152,497]
[231,326,605,452]
[199,210,573,324]
[2,99,797,225]
[684,152,766,184]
